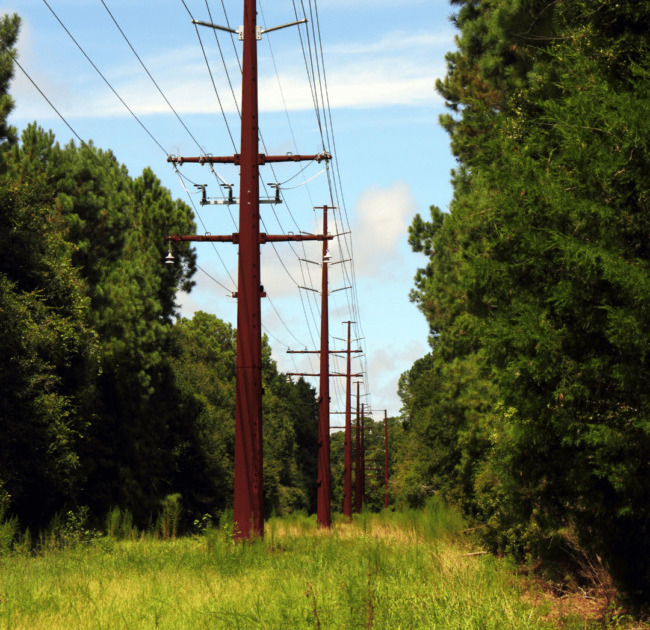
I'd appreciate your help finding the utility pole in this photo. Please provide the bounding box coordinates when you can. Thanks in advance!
[288,315,360,524]
[317,205,331,528]
[287,316,361,527]
[354,381,362,513]
[343,320,353,517]
[361,403,366,506]
[384,410,389,509]
[286,206,335,527]
[166,3,330,540]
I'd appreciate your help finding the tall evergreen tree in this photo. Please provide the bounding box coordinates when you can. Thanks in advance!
[402,0,650,603]
[1,17,99,524]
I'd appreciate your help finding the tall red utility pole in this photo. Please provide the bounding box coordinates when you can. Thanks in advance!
[361,403,366,506]
[343,321,353,517]
[354,381,362,513]
[286,206,334,528]
[384,410,389,509]
[167,3,330,540]
[235,0,264,541]
[317,206,332,527]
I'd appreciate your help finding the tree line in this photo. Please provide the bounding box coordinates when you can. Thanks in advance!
[394,0,650,606]
[0,14,319,533]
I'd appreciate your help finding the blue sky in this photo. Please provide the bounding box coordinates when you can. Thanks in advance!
[5,0,458,419]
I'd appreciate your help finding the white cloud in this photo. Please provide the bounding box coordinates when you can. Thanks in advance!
[365,338,428,415]
[10,17,448,122]
[177,261,237,320]
[325,30,453,57]
[352,181,418,277]
[318,0,445,8]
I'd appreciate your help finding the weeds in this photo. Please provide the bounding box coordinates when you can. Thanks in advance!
[305,582,322,629]
[156,493,182,540]
[0,508,644,629]
[105,506,137,541]
[0,508,19,556]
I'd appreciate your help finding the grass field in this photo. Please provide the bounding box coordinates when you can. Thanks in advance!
[0,503,638,629]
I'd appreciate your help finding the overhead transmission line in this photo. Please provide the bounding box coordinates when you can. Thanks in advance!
[294,0,371,406]
[100,0,209,155]
[8,52,100,163]
[42,0,240,292]
[181,0,360,393]
[196,262,235,294]
[174,0,324,369]
[179,0,238,150]
[181,0,321,340]
[40,0,169,156]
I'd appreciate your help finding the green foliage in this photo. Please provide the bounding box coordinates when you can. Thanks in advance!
[167,312,237,517]
[0,13,19,168]
[0,167,99,527]
[105,506,136,541]
[0,12,323,545]
[0,509,19,556]
[399,0,650,606]
[168,313,319,521]
[157,494,182,540]
[40,507,101,551]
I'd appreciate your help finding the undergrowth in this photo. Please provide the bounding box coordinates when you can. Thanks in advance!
[0,500,644,629]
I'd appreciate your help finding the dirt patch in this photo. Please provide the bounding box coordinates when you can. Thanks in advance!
[522,578,649,628]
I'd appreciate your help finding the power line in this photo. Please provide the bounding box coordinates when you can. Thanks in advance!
[41,0,169,156]
[100,0,207,155]
[8,51,100,162]
[179,0,237,150]
[205,0,241,117]
[265,293,308,349]
[196,262,235,294]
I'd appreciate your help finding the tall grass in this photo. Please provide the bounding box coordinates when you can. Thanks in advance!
[0,502,591,629]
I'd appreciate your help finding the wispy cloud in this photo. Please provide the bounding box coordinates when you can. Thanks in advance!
[366,338,428,415]
[318,0,446,8]
[11,17,449,121]
[352,181,418,277]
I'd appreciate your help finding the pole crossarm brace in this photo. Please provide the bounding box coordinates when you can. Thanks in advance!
[167,152,330,166]
[192,17,307,39]
[191,19,239,34]
[262,18,308,34]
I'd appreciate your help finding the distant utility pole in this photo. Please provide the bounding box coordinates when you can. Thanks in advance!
[286,205,335,528]
[166,0,330,540]
[384,410,389,509]
[355,382,362,513]
[361,403,366,506]
[288,311,361,526]
[343,321,353,517]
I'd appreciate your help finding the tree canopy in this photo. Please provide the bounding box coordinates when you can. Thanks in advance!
[0,13,319,532]
[397,0,650,605]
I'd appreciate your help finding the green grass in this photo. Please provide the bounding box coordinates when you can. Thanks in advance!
[0,503,596,629]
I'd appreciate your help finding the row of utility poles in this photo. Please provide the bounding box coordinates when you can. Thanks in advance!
[165,0,389,538]
[332,404,391,516]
